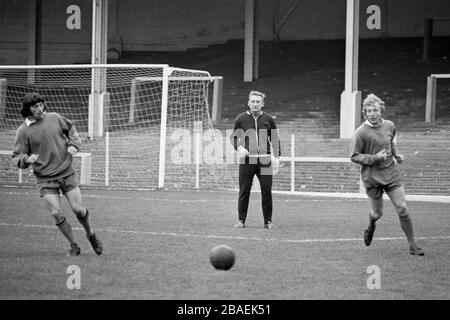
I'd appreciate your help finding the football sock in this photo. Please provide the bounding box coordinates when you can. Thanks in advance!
[368,212,379,227]
[77,208,94,237]
[399,214,415,246]
[56,217,76,245]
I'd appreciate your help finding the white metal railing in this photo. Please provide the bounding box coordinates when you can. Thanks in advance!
[279,135,360,193]
[0,150,92,185]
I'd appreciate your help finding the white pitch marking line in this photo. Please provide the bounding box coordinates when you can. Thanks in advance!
[1,221,449,244]
[2,190,449,203]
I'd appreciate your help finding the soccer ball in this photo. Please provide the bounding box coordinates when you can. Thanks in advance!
[209,245,235,270]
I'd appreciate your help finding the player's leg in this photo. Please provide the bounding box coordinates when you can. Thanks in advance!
[42,190,80,256]
[61,174,92,235]
[62,173,103,255]
[256,169,273,228]
[237,164,255,227]
[364,186,384,246]
[64,187,92,235]
[65,187,103,255]
[386,186,424,256]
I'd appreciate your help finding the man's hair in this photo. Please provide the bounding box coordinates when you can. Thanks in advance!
[362,93,385,114]
[20,92,45,118]
[248,90,266,101]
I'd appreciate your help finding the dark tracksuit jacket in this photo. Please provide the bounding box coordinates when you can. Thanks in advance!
[231,111,281,160]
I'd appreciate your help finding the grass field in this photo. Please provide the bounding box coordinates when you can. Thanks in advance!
[0,186,449,300]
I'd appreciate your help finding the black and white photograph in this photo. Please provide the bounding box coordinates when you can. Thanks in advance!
[0,0,449,309]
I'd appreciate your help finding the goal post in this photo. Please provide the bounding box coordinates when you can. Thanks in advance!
[425,73,450,123]
[89,65,107,139]
[158,65,170,189]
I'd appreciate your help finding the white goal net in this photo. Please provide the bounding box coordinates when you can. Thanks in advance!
[0,64,237,190]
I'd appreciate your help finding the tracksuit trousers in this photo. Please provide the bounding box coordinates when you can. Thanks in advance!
[238,161,273,224]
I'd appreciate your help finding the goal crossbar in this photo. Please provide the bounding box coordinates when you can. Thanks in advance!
[0,64,169,70]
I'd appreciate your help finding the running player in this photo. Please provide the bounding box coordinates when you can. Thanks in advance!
[12,92,103,256]
[350,93,424,256]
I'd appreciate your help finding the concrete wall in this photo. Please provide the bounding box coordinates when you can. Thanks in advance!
[0,0,92,64]
[0,0,30,65]
[264,0,450,40]
[118,0,245,51]
[1,0,450,65]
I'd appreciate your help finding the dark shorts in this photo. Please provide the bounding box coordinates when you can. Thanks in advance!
[365,180,402,200]
[37,173,79,197]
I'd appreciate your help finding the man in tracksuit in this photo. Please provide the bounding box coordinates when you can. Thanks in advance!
[230,90,281,229]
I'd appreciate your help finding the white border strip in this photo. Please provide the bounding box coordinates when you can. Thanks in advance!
[272,190,450,203]
[1,187,449,203]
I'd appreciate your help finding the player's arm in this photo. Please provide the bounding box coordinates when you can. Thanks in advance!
[350,132,386,165]
[390,128,404,163]
[268,118,281,173]
[12,129,36,168]
[59,114,81,155]
[229,116,241,151]
[229,116,249,157]
[269,117,281,158]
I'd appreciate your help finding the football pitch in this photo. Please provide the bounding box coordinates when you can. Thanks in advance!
[0,186,449,300]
